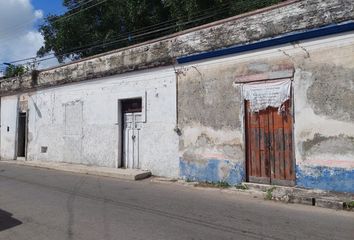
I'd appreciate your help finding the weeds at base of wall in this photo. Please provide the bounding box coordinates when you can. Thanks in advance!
[216,181,232,188]
[193,181,231,189]
[265,187,276,200]
[235,183,249,190]
[343,201,354,210]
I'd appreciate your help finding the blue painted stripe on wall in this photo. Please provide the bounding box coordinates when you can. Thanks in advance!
[180,159,354,192]
[179,158,245,185]
[177,21,354,64]
[296,165,354,193]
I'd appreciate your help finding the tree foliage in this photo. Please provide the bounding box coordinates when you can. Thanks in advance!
[4,65,27,78]
[37,0,285,63]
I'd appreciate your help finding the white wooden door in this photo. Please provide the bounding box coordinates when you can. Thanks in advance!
[123,112,142,169]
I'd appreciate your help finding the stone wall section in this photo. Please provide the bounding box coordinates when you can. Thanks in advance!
[0,0,353,96]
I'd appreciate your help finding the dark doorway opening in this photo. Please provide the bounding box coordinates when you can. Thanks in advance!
[121,98,142,113]
[17,112,27,158]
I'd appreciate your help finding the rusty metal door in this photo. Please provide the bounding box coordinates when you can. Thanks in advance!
[245,100,295,186]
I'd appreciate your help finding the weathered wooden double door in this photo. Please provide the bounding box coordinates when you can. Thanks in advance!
[245,100,295,186]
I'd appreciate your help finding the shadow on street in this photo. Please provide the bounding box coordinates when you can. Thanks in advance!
[0,209,22,231]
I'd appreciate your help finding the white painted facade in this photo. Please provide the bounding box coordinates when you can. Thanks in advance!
[0,95,18,160]
[0,67,179,178]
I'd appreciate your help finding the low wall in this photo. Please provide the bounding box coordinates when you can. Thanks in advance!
[0,0,353,97]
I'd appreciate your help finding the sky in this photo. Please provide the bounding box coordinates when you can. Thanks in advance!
[0,0,66,74]
[32,0,66,15]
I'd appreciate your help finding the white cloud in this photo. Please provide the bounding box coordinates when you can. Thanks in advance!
[34,9,44,20]
[0,0,58,75]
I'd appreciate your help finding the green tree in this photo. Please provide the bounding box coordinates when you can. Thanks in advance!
[37,0,285,63]
[37,0,168,62]
[165,0,285,25]
[4,65,27,78]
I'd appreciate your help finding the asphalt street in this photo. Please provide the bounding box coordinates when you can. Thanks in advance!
[0,163,353,240]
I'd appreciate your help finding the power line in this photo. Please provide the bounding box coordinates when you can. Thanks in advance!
[109,1,233,35]
[4,3,232,65]
[59,3,232,52]
[49,0,108,25]
[0,0,227,44]
[51,4,232,55]
[4,56,37,65]
[0,0,107,43]
[3,0,269,68]
[65,0,98,11]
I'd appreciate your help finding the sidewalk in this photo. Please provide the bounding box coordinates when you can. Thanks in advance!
[1,160,353,211]
[0,160,151,180]
[151,178,354,211]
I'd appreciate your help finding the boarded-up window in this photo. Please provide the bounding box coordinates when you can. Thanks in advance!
[64,101,83,136]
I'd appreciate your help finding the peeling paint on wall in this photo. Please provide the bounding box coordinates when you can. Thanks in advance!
[178,32,354,190]
[180,158,245,185]
[307,65,354,122]
[302,134,354,159]
[296,165,354,193]
[292,37,354,176]
[178,67,242,130]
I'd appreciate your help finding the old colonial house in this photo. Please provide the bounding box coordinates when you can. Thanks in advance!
[0,0,353,193]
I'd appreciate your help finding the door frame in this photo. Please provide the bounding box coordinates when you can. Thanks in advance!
[116,94,146,168]
[122,111,142,169]
[16,110,29,160]
[243,80,296,186]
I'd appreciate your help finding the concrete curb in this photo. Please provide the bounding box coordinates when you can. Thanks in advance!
[0,160,151,181]
[242,183,354,211]
[150,178,354,211]
[150,177,267,199]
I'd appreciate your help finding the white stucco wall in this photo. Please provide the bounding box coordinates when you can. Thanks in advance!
[6,67,179,178]
[0,95,18,160]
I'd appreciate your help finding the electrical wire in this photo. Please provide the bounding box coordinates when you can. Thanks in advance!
[0,0,227,44]
[66,0,98,11]
[0,0,107,43]
[49,0,108,25]
[52,2,233,53]
[2,0,271,69]
[0,0,96,36]
[3,3,233,66]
